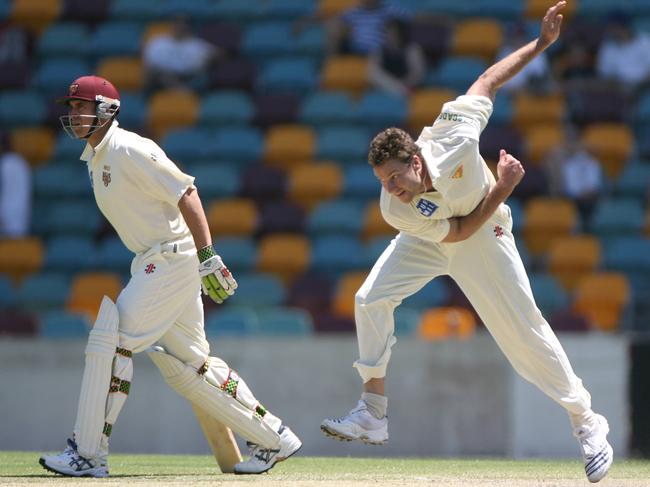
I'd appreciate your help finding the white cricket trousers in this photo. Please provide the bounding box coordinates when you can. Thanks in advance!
[353,205,592,416]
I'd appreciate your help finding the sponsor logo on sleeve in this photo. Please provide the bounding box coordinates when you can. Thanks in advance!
[416,198,438,217]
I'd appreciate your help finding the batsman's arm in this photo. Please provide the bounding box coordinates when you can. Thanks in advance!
[178,186,212,250]
[466,0,565,101]
[442,149,523,243]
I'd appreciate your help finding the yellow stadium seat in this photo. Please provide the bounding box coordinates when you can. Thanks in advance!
[513,92,566,129]
[0,237,44,281]
[142,22,174,47]
[523,124,564,165]
[332,271,368,319]
[257,233,311,284]
[526,0,576,19]
[523,197,577,256]
[362,201,397,241]
[67,272,122,321]
[418,307,476,342]
[318,0,358,18]
[574,272,630,332]
[581,123,633,179]
[147,89,199,139]
[264,124,316,166]
[321,55,369,96]
[452,19,503,61]
[10,127,54,167]
[11,0,61,35]
[207,198,258,237]
[408,88,456,133]
[288,163,343,210]
[97,57,144,92]
[548,235,601,291]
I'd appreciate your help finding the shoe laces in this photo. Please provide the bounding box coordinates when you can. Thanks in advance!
[574,424,604,458]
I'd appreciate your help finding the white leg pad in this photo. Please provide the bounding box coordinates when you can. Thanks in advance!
[148,347,281,449]
[74,296,119,459]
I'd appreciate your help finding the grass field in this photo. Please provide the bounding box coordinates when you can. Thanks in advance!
[2,452,650,487]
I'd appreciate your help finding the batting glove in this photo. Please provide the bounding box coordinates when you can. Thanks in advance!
[197,245,238,304]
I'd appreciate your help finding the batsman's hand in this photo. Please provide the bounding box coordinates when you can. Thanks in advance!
[197,246,237,304]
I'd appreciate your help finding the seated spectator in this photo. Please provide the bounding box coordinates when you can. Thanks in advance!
[0,22,28,64]
[327,0,411,55]
[497,22,552,93]
[596,11,650,91]
[0,133,31,237]
[545,128,602,224]
[368,19,425,96]
[143,16,221,91]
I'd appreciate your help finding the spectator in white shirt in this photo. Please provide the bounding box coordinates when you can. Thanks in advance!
[143,16,220,91]
[0,133,31,237]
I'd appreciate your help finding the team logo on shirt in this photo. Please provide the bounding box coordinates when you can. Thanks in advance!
[416,198,438,217]
[145,264,156,274]
[494,225,504,238]
[451,165,464,179]
[102,165,111,187]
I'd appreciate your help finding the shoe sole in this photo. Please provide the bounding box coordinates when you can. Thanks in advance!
[39,458,108,478]
[320,424,388,446]
[233,442,303,475]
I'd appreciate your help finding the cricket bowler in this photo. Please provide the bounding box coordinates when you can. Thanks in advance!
[39,75,301,477]
[321,2,613,482]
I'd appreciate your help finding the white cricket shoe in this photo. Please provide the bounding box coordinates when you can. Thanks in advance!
[39,438,108,478]
[233,425,302,475]
[320,400,388,445]
[574,414,613,483]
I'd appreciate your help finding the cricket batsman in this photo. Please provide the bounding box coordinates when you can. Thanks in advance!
[321,2,613,482]
[38,75,301,477]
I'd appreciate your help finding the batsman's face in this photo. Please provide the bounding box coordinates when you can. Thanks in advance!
[67,99,96,138]
[373,155,426,203]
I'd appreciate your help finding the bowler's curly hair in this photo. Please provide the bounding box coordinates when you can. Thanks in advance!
[368,127,421,167]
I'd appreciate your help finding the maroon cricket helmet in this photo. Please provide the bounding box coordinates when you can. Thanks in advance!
[57,75,120,105]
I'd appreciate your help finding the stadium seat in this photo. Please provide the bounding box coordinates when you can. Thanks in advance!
[117,91,147,131]
[574,272,631,332]
[199,90,254,127]
[362,202,396,241]
[10,127,54,166]
[44,201,101,237]
[11,0,61,35]
[96,57,144,92]
[265,0,316,19]
[227,273,287,308]
[213,126,264,164]
[89,21,144,58]
[548,235,601,291]
[159,0,218,20]
[604,237,650,276]
[401,278,449,311]
[408,88,457,132]
[239,165,287,202]
[317,0,357,18]
[147,89,200,139]
[294,24,325,58]
[287,271,334,317]
[480,124,524,163]
[258,200,306,235]
[523,197,578,256]
[161,128,214,162]
[614,163,650,199]
[311,235,367,274]
[44,235,96,271]
[33,164,91,199]
[478,0,524,19]
[37,22,89,58]
[212,0,265,23]
[189,163,240,200]
[32,58,91,94]
[16,272,71,312]
[96,237,133,271]
[0,238,43,281]
[418,306,476,341]
[60,0,110,24]
[0,309,38,336]
[590,198,645,238]
[198,23,242,54]
[394,307,422,337]
[67,272,122,321]
[526,0,576,19]
[0,275,16,309]
[426,56,486,92]
[491,92,514,125]
[257,233,311,283]
[205,307,259,337]
[207,59,257,92]
[409,18,451,62]
[581,123,633,179]
[288,163,343,210]
[300,91,358,127]
[331,271,368,319]
[356,91,408,132]
[253,93,300,129]
[566,79,628,124]
[320,55,369,96]
[366,235,393,263]
[451,19,503,61]
[317,126,370,163]
[213,236,257,273]
[242,21,296,59]
[207,199,258,237]
[258,57,317,95]
[0,90,45,127]
[523,124,564,165]
[513,92,566,129]
[308,199,364,236]
[257,306,314,336]
[110,0,159,21]
[264,124,316,166]
[529,272,569,319]
[343,165,380,201]
[141,21,173,47]
[40,311,89,339]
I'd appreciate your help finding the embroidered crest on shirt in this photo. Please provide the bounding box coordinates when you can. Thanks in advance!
[494,225,504,238]
[145,264,156,274]
[102,165,111,187]
[451,165,464,179]
[416,198,438,217]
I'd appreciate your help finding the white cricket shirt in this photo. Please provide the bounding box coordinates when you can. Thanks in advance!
[80,121,195,254]
[380,95,495,243]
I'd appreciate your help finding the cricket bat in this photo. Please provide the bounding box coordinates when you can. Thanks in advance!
[193,404,242,473]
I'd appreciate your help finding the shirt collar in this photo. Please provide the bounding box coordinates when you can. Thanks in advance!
[80,120,119,162]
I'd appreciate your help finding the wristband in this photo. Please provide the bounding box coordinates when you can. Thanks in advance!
[197,245,217,263]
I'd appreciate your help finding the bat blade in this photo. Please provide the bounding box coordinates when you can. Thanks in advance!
[192,404,242,473]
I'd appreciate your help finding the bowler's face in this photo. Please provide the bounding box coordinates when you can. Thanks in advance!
[373,156,425,203]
